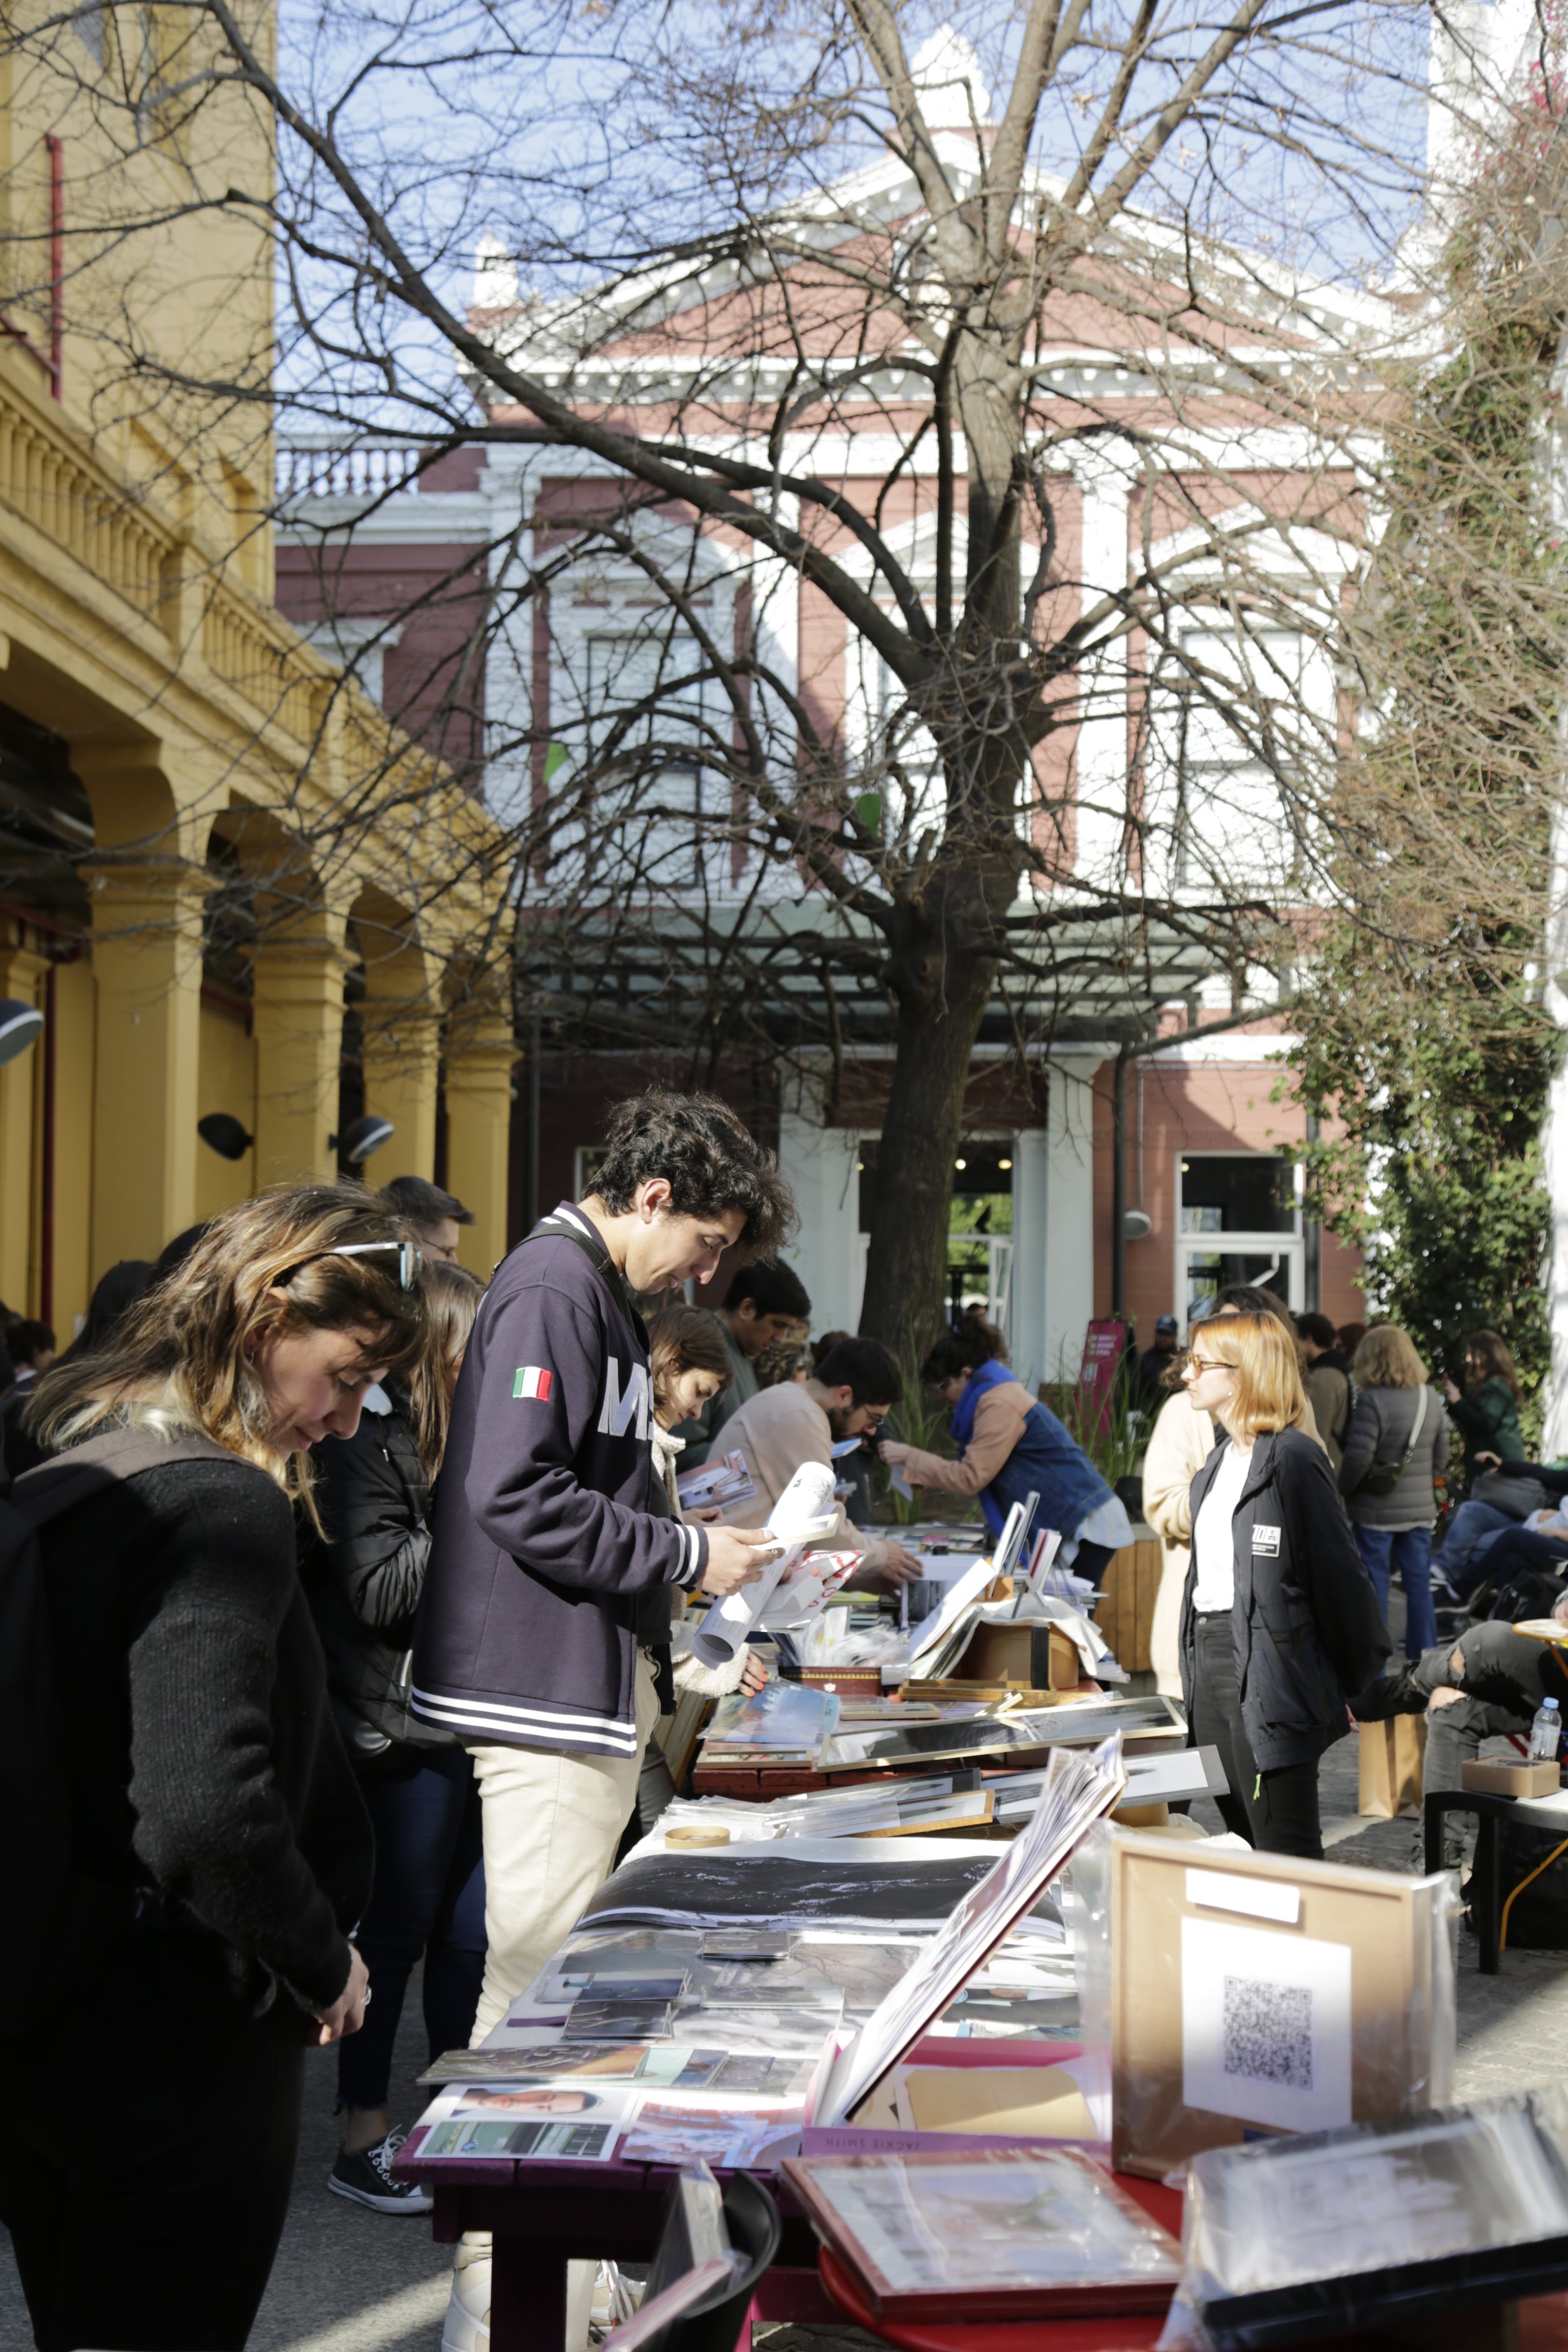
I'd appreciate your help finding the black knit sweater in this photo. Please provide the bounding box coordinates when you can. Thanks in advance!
[44,1453,372,2012]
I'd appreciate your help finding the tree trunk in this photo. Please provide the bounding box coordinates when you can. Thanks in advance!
[857,912,997,1360]
[855,356,1025,1364]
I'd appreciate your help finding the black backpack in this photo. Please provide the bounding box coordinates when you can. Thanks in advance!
[1,1426,237,2016]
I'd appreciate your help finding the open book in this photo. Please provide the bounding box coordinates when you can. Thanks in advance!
[808,1732,1127,2126]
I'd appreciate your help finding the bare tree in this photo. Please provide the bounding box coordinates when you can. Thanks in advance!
[3,0,1435,1338]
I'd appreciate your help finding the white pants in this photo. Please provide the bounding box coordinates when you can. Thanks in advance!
[466,1651,663,2043]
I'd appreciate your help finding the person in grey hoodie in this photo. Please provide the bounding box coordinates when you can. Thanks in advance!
[1338,1324,1451,1661]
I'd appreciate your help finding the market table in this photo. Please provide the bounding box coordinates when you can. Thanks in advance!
[1423,1784,1568,1971]
[413,2147,1568,2352]
[692,1693,1188,1801]
[402,2041,1087,2352]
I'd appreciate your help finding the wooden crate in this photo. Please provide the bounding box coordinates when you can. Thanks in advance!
[1093,1531,1163,1673]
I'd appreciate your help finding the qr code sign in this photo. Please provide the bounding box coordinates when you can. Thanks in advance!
[1221,1974,1313,2092]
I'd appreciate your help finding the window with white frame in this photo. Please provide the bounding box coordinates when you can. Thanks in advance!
[1146,623,1332,898]
[581,628,718,893]
[849,633,946,861]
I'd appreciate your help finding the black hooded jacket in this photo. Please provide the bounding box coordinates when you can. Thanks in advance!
[1179,1424,1391,1771]
[304,1386,448,1754]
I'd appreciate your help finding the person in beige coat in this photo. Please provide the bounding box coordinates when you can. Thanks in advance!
[721,1335,923,1589]
[1144,1290,1324,1695]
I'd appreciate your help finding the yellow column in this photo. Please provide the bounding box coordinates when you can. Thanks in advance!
[361,1021,440,1182]
[48,955,96,1335]
[443,1023,515,1277]
[249,928,352,1187]
[0,933,46,1310]
[360,943,441,1182]
[87,866,206,1276]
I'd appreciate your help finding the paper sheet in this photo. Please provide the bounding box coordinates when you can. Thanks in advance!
[692,1460,840,1666]
[1180,1915,1352,2134]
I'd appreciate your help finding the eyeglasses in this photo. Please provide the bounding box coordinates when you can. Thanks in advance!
[1185,1354,1229,1374]
[279,1239,425,1292]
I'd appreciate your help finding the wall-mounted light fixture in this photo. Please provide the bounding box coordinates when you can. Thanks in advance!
[0,997,44,1067]
[331,1113,395,1168]
[198,1112,253,1161]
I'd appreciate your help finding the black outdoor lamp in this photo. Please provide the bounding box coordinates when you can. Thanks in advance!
[331,1113,395,1168]
[0,997,43,1066]
[198,1112,253,1161]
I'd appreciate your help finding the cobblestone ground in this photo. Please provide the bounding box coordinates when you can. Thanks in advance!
[6,1611,1565,2352]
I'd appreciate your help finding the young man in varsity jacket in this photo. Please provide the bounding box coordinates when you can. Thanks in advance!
[413,1090,792,2049]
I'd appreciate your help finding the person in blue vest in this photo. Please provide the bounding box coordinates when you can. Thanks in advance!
[879,1312,1131,1587]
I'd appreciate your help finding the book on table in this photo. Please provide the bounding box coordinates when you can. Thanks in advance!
[783,2145,1180,2320]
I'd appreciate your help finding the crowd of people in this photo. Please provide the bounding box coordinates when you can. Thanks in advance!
[0,1082,1555,2352]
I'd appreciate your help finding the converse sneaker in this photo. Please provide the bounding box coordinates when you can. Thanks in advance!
[328,2129,433,2215]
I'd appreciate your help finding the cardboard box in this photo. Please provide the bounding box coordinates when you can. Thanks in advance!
[1461,1756,1562,1798]
[1108,1831,1452,2178]
[950,1620,1081,1690]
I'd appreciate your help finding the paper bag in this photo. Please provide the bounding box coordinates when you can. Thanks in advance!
[1358,1715,1427,1818]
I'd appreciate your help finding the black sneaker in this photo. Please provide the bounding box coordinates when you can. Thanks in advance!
[329,2130,433,2214]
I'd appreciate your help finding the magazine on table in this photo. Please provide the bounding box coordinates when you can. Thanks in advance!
[618,2097,804,2170]
[421,2042,819,2097]
[674,1450,758,1513]
[411,2080,641,2163]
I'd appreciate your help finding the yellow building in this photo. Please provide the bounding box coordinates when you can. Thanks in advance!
[0,4,512,1328]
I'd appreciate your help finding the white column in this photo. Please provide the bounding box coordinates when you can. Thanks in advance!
[777,1109,862,1337]
[1542,968,1568,1455]
[483,447,543,829]
[1043,1056,1106,1376]
[1010,1126,1050,1391]
[1074,450,1131,891]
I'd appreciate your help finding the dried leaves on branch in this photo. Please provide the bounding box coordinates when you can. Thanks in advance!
[1292,76,1568,1391]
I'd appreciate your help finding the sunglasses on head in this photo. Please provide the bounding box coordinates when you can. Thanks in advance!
[278,1239,424,1292]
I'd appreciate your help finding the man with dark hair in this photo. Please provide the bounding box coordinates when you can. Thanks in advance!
[416,1088,791,2352]
[719,1335,922,1591]
[675,1258,813,1466]
[1134,1313,1180,1416]
[379,1175,475,1264]
[1295,1310,1352,1471]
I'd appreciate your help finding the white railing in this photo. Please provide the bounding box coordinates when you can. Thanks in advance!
[274,442,425,501]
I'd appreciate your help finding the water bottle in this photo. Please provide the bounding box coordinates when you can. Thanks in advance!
[1529,1697,1561,1764]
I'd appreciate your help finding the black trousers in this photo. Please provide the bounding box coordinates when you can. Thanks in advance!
[1189,1613,1323,1858]
[0,1930,306,2351]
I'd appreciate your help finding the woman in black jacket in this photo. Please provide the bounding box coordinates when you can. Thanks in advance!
[1179,1311,1389,1857]
[308,1258,485,2214]
[3,1186,423,2352]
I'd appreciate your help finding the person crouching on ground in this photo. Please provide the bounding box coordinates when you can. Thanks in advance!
[1180,1311,1388,1857]
[0,1186,423,2352]
[1355,1602,1568,1865]
[307,1258,487,2216]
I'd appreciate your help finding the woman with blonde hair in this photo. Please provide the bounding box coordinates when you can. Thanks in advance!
[1180,1311,1388,1855]
[2,1184,423,2351]
[307,1258,487,2215]
[1338,1325,1451,1660]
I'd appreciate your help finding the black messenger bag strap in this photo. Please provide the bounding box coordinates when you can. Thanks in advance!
[12,1427,241,1531]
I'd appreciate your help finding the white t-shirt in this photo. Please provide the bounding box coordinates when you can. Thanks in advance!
[1190,1438,1254,1614]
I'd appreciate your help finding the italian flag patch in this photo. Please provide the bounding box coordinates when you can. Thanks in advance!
[512,1365,554,1401]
